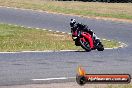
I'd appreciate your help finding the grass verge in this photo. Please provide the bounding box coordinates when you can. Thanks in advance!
[0,24,120,52]
[0,0,132,20]
[92,84,132,88]
[105,84,132,88]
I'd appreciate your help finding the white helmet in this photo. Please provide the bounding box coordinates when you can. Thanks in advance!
[70,19,76,27]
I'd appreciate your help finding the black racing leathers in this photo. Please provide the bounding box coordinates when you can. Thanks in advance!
[71,23,94,39]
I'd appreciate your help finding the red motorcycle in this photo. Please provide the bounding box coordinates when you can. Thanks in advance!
[72,30,104,52]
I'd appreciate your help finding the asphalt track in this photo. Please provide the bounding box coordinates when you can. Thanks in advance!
[0,7,132,86]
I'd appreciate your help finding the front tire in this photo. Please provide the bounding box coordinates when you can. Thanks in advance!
[79,38,91,52]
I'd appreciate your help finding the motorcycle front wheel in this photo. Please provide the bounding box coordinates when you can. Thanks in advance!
[79,38,91,52]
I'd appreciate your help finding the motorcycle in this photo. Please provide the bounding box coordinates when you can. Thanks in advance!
[71,30,104,52]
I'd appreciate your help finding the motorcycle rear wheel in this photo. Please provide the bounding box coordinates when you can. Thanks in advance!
[97,42,104,51]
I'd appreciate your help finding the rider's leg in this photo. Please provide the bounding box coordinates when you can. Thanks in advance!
[93,33,100,40]
[92,33,100,46]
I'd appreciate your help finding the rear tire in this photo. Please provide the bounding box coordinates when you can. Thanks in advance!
[97,42,104,51]
[79,38,91,52]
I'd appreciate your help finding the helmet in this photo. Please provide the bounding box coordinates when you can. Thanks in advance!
[70,19,76,27]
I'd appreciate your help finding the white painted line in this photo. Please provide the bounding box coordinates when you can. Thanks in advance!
[22,50,55,53]
[56,31,60,32]
[32,77,75,81]
[59,50,83,52]
[0,52,20,54]
[14,25,18,27]
[8,24,12,26]
[102,39,105,40]
[6,7,11,9]
[0,48,118,54]
[36,28,40,29]
[20,26,24,28]
[42,29,46,31]
[104,47,123,49]
[49,30,52,32]
[62,32,66,34]
[22,50,82,52]
[0,48,118,53]
[27,27,32,29]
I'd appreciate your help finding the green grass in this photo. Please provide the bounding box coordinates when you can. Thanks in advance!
[106,84,132,88]
[0,0,132,20]
[102,39,120,48]
[0,24,120,52]
[93,84,132,88]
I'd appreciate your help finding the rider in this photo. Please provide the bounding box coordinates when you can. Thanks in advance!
[70,19,100,45]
